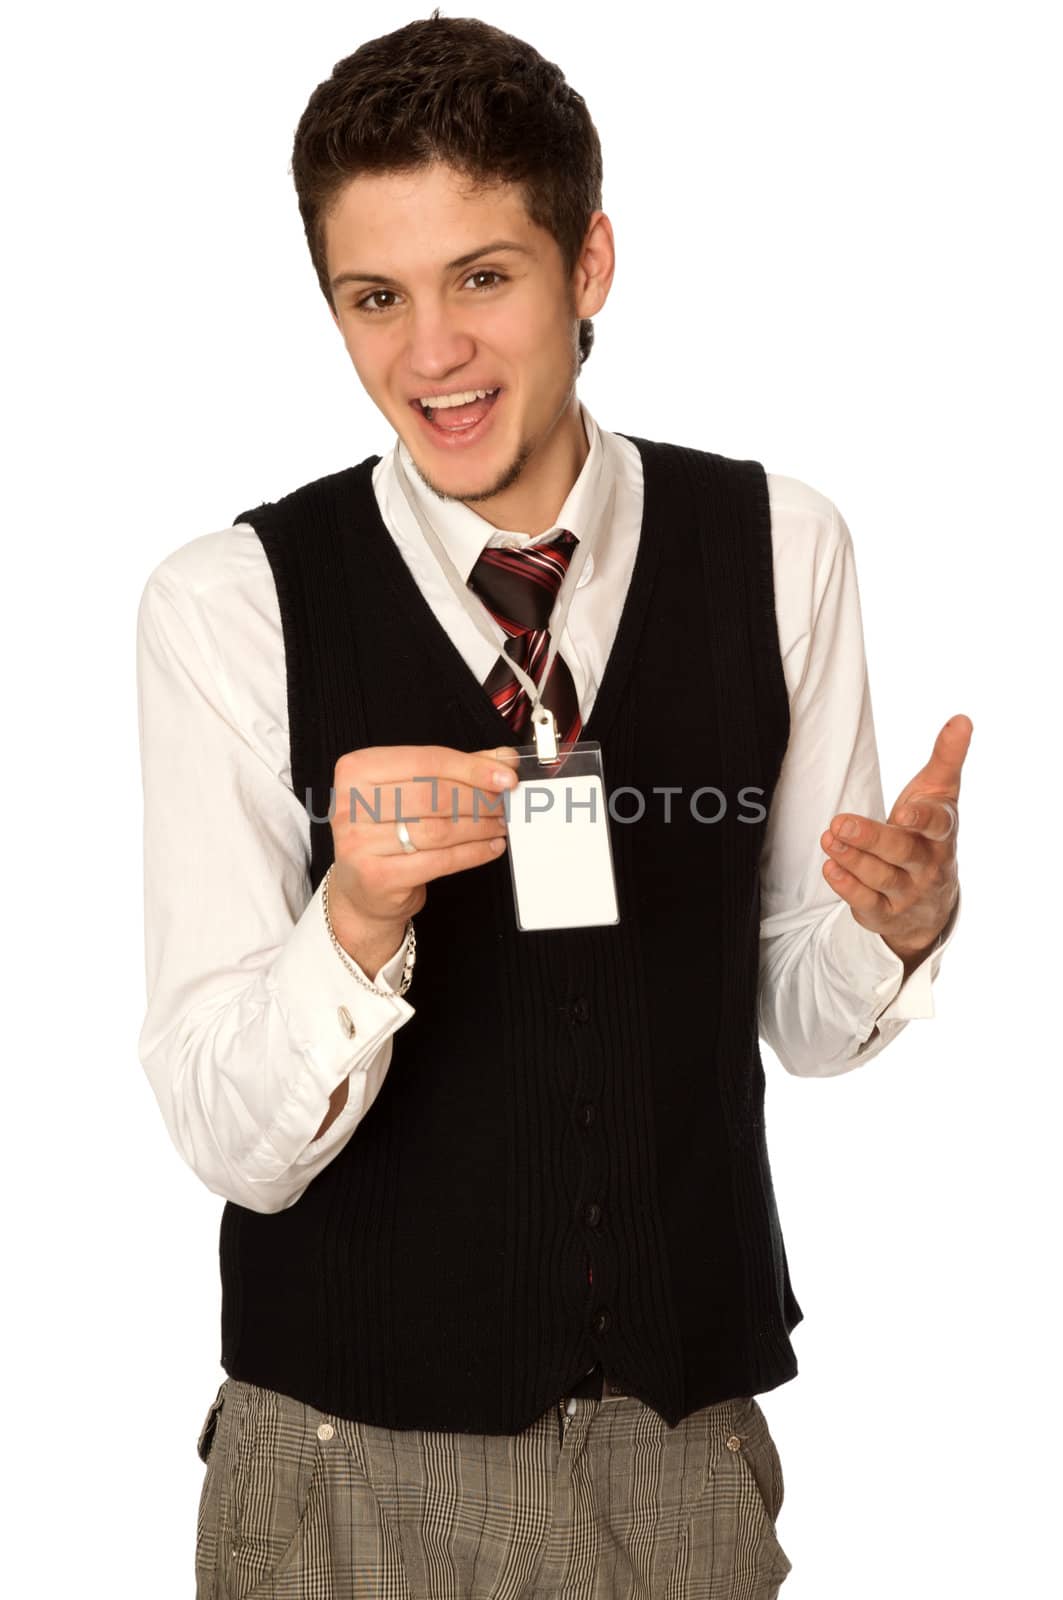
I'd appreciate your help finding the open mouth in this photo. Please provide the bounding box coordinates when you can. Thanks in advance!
[409,387,502,443]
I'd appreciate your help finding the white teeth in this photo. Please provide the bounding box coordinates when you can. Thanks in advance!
[418,387,498,409]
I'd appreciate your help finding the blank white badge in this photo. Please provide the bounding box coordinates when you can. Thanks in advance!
[505,773,620,930]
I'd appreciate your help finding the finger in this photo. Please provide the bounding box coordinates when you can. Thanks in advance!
[384,835,508,887]
[826,814,928,870]
[375,812,508,855]
[822,857,892,922]
[821,833,911,902]
[336,745,520,801]
[894,796,958,841]
[340,773,515,825]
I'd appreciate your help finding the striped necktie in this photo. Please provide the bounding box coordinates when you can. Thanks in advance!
[466,531,583,744]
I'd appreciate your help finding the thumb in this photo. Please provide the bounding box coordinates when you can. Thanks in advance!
[476,745,521,766]
[917,714,974,796]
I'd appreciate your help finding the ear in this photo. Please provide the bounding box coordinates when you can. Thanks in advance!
[572,211,615,319]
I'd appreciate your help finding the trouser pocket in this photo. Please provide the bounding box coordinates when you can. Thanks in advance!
[219,1380,329,1600]
[195,1380,232,1597]
[725,1397,791,1581]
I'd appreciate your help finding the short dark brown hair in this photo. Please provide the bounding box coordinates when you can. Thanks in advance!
[291,10,604,366]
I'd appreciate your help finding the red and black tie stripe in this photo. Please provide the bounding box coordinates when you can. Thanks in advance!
[466,530,583,744]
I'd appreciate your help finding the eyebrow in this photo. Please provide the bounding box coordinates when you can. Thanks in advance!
[330,239,534,293]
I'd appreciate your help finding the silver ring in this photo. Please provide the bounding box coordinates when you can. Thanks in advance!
[395,819,418,854]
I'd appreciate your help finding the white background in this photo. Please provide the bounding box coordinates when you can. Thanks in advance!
[4,1,1058,1594]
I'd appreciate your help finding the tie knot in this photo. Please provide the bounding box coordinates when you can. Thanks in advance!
[467,529,578,634]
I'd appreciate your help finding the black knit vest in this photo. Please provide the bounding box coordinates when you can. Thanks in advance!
[218,433,803,1434]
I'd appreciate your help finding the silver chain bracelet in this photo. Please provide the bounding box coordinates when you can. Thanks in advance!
[322,864,416,998]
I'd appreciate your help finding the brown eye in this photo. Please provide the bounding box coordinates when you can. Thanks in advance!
[357,290,399,314]
[465,271,506,293]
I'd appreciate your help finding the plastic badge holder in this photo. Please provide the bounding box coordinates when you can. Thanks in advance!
[501,738,620,931]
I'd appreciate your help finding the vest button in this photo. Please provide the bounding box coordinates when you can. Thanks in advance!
[725,1434,743,1452]
[592,1308,611,1335]
[584,1203,602,1229]
[579,1102,596,1129]
[571,996,590,1024]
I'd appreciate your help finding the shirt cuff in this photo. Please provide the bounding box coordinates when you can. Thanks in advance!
[260,875,414,1146]
[828,883,962,1035]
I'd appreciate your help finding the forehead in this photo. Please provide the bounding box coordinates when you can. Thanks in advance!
[324,161,544,278]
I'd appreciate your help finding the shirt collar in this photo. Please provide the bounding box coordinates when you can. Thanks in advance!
[392,398,609,584]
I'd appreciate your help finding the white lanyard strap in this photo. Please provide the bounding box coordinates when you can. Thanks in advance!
[391,445,614,715]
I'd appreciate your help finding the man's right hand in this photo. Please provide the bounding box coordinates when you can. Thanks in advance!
[326,744,521,976]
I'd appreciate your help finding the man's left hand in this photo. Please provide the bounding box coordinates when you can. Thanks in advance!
[820,714,973,971]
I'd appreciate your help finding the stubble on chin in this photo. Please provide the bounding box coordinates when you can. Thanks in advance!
[409,435,536,506]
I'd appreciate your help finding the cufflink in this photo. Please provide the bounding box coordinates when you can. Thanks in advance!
[337,1005,356,1039]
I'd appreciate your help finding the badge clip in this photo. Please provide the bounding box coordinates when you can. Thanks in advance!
[532,706,559,765]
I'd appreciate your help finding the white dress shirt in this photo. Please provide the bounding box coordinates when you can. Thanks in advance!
[136,401,960,1214]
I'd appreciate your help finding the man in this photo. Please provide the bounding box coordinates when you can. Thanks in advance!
[136,12,968,1597]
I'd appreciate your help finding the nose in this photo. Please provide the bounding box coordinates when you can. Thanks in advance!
[405,300,477,388]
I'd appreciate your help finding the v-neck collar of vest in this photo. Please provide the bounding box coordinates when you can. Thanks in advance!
[346,431,662,753]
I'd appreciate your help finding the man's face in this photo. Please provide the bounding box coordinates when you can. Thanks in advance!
[325,161,606,510]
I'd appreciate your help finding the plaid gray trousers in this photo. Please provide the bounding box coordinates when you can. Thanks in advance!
[194,1377,792,1598]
